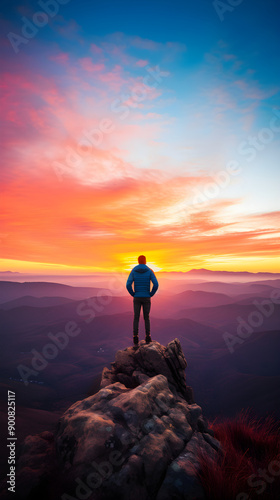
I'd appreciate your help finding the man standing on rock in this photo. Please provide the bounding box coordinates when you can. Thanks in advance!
[126,255,159,347]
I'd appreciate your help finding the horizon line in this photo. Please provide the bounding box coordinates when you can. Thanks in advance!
[1,268,280,276]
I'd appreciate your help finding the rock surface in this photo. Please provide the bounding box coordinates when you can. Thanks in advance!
[9,339,221,500]
[100,338,194,401]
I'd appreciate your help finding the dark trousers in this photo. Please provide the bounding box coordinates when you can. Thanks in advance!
[133,297,151,336]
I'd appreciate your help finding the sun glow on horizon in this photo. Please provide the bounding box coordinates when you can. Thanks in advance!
[0,256,280,275]
[1,3,279,274]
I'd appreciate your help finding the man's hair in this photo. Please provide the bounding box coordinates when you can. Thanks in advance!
[138,255,146,264]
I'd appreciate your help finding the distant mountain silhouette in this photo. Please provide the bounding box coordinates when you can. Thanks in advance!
[0,295,75,310]
[175,280,280,296]
[186,268,280,278]
[0,281,113,304]
[0,270,20,274]
[156,269,280,281]
[175,302,280,331]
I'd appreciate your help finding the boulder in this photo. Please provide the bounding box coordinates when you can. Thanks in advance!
[13,339,220,500]
[100,339,194,402]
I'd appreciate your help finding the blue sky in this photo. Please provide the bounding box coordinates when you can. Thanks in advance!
[1,0,280,272]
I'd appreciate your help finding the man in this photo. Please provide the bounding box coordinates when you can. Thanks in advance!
[126,255,159,346]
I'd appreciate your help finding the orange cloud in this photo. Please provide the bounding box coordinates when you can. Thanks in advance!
[1,45,279,274]
[1,161,280,273]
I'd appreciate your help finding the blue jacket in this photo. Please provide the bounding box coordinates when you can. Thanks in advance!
[126,264,159,298]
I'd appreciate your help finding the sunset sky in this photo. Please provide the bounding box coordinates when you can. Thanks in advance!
[1,0,280,273]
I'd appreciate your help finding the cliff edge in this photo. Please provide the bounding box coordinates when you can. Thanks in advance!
[13,339,221,500]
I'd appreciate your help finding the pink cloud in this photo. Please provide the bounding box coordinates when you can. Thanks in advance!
[49,52,69,64]
[207,85,236,110]
[98,65,127,92]
[128,36,186,53]
[79,58,105,72]
[90,43,103,55]
[130,36,161,51]
[55,19,83,42]
[1,67,278,269]
[234,80,279,100]
[136,60,148,67]
[0,49,169,186]
[133,112,163,121]
[98,42,137,66]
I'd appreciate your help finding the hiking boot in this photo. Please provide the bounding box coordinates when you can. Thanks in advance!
[133,335,139,346]
[145,334,152,344]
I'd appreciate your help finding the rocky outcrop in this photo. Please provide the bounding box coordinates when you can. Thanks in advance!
[12,339,221,500]
[100,338,194,401]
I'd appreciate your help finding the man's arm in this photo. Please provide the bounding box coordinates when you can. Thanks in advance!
[150,270,159,297]
[126,270,135,296]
